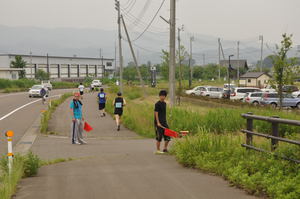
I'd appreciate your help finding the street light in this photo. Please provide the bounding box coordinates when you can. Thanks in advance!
[228,55,234,100]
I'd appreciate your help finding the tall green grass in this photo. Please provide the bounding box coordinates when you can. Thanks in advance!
[171,132,300,199]
[52,82,78,89]
[0,152,41,199]
[40,93,73,134]
[0,79,37,90]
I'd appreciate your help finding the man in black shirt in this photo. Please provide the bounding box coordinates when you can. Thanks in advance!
[154,90,170,154]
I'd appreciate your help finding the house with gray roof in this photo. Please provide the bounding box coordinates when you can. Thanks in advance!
[239,72,271,88]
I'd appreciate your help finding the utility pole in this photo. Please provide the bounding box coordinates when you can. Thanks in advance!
[115,0,123,93]
[121,15,145,92]
[114,42,117,77]
[169,0,176,107]
[30,50,33,79]
[218,38,221,80]
[259,35,264,72]
[188,36,194,88]
[178,25,184,92]
[237,41,240,81]
[100,48,104,78]
[46,53,49,74]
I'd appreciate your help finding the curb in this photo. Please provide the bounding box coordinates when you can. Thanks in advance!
[14,113,41,155]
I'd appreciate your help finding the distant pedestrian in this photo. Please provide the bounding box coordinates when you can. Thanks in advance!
[154,90,170,154]
[113,92,126,131]
[98,88,107,117]
[78,83,85,99]
[70,92,87,145]
[40,86,47,104]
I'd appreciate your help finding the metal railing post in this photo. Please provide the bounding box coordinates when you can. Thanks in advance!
[246,112,253,147]
[271,116,280,151]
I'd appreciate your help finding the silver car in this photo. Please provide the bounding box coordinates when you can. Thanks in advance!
[29,85,49,98]
[243,92,264,105]
[259,92,300,109]
[201,87,224,99]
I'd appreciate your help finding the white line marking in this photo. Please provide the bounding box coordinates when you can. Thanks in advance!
[0,95,61,121]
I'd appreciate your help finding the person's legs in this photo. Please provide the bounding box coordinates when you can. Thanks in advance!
[163,141,170,152]
[156,141,161,151]
[155,127,163,152]
[73,120,81,144]
[115,114,119,126]
[77,119,86,144]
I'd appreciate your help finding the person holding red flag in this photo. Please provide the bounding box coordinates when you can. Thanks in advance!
[154,90,170,154]
[70,92,87,145]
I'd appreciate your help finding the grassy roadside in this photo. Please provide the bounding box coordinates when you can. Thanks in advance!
[40,93,73,134]
[0,152,40,199]
[106,85,300,199]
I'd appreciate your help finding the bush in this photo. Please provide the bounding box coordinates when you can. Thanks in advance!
[23,152,41,177]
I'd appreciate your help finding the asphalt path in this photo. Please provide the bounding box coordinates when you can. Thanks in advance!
[0,89,76,155]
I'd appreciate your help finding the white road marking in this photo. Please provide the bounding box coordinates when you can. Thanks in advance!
[0,95,61,121]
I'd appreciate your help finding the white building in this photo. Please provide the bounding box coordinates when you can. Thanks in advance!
[0,54,115,80]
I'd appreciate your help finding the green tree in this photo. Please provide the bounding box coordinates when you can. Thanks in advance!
[10,55,27,78]
[271,34,297,107]
[35,69,50,81]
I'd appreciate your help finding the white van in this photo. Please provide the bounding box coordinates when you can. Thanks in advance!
[230,87,262,100]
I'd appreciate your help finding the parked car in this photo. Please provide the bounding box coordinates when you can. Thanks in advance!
[41,80,52,90]
[185,86,207,96]
[282,85,299,93]
[29,85,49,98]
[91,80,102,88]
[261,85,276,93]
[292,90,300,98]
[260,92,300,109]
[243,92,264,105]
[223,83,236,90]
[200,87,223,98]
[230,87,262,101]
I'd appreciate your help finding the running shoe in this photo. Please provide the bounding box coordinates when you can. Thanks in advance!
[155,151,165,155]
[117,125,120,131]
[163,149,169,153]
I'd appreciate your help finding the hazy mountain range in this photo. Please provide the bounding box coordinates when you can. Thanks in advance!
[0,25,298,66]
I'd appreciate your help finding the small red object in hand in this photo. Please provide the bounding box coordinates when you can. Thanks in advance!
[164,128,179,138]
[84,122,93,132]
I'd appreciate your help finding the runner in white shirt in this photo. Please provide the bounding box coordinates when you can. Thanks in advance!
[78,83,85,99]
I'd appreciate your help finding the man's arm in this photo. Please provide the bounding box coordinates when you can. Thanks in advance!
[155,111,164,128]
[70,108,75,121]
[123,99,126,106]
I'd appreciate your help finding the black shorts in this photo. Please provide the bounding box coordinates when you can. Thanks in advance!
[114,109,123,116]
[99,103,106,110]
[155,125,171,142]
[80,91,84,95]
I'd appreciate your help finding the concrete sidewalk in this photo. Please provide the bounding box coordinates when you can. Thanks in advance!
[15,93,258,199]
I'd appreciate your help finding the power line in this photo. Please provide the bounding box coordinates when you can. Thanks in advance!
[131,0,166,42]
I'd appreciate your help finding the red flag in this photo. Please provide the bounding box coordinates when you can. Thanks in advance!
[164,128,179,138]
[84,122,93,132]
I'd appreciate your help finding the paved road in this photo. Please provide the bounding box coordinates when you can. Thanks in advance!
[0,89,76,155]
[15,93,258,199]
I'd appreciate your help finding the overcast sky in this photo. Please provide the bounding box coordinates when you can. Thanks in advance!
[1,0,300,45]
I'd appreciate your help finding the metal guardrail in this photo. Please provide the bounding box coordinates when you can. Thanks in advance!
[241,112,300,163]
